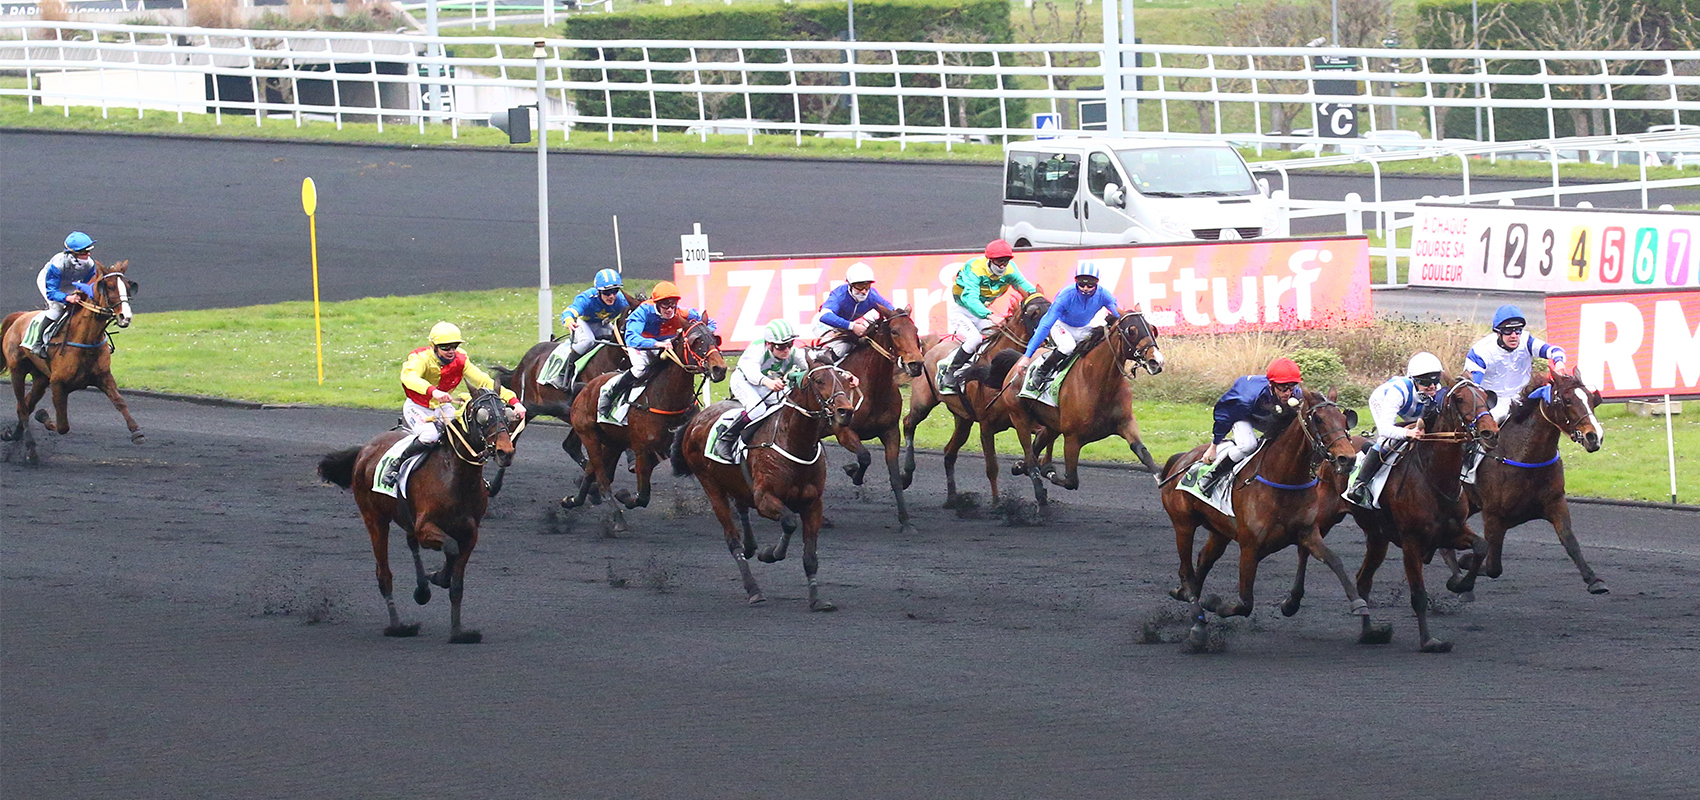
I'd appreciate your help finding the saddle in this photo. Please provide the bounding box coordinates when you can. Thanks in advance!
[1343,444,1405,509]
[540,340,613,390]
[596,375,648,426]
[1175,445,1261,517]
[372,436,430,498]
[1017,347,1085,407]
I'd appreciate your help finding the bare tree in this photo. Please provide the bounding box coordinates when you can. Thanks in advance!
[1016,0,1096,128]
[1490,0,1656,141]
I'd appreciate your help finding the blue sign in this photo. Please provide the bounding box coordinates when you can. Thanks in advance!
[1032,112,1061,140]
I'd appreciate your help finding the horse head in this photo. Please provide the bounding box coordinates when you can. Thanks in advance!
[1441,376,1500,450]
[1014,293,1051,338]
[673,319,728,383]
[1112,309,1164,375]
[795,359,858,431]
[461,387,516,468]
[1536,369,1605,452]
[88,260,136,329]
[1300,389,1359,474]
[877,306,925,377]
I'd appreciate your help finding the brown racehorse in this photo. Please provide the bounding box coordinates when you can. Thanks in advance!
[997,310,1165,505]
[1349,376,1501,653]
[670,359,857,609]
[1448,369,1609,594]
[486,321,631,497]
[819,307,926,533]
[562,319,727,528]
[2,260,142,464]
[901,293,1051,508]
[316,388,522,643]
[1156,390,1368,650]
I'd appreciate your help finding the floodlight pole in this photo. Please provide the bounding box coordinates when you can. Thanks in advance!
[535,40,552,343]
[426,0,442,123]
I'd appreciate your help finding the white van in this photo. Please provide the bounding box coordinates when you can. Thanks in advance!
[1000,137,1287,247]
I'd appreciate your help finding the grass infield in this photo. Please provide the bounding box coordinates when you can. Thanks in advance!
[22,283,1689,504]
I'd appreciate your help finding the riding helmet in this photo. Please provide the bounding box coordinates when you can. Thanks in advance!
[64,231,96,252]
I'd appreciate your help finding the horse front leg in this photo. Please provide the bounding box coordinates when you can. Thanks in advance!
[754,489,798,565]
[406,533,432,606]
[941,416,973,508]
[879,428,916,535]
[38,381,70,435]
[1118,413,1158,473]
[1049,434,1083,491]
[979,424,1004,506]
[708,491,763,604]
[615,449,656,509]
[1404,540,1450,653]
[1169,514,1202,602]
[1203,536,1260,619]
[1282,547,1310,617]
[95,372,143,443]
[837,428,872,486]
[363,507,419,638]
[445,532,482,644]
[1355,535,1394,645]
[1547,498,1609,594]
[801,499,834,612]
[901,382,938,490]
[1297,527,1374,622]
[5,371,44,442]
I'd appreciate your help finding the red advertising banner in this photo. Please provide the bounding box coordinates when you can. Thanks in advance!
[1543,288,1700,400]
[674,238,1372,350]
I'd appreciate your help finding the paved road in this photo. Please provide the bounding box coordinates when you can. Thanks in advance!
[5,131,1694,315]
[4,393,1698,798]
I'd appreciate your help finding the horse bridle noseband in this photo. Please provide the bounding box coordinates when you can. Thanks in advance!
[1447,379,1496,442]
[1114,312,1161,375]
[783,364,858,420]
[1536,382,1597,447]
[442,394,523,465]
[663,320,721,375]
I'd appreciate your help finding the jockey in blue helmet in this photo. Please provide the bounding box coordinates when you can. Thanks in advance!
[1465,304,1566,423]
[28,232,100,358]
[552,268,631,389]
[1011,261,1122,386]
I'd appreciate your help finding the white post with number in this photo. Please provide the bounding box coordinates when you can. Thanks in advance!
[535,41,552,343]
[681,224,713,404]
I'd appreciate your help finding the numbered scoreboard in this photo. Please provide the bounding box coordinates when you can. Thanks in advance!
[1410,203,1699,293]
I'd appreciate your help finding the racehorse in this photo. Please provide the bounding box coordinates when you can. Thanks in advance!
[1156,389,1368,650]
[561,319,726,527]
[901,293,1052,508]
[671,359,858,609]
[1349,376,1500,653]
[486,318,631,497]
[1,259,141,464]
[819,307,926,534]
[997,310,1165,505]
[1450,369,1609,594]
[316,388,522,643]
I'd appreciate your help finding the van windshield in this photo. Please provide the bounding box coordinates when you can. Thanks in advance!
[1113,147,1257,197]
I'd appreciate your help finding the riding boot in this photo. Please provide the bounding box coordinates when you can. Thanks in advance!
[32,314,65,359]
[714,411,752,461]
[1200,455,1235,494]
[942,345,976,390]
[383,436,435,487]
[1034,348,1068,388]
[1346,446,1384,502]
[551,361,577,392]
[598,371,636,419]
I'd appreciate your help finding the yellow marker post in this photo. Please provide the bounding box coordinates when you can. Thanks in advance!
[301,177,325,384]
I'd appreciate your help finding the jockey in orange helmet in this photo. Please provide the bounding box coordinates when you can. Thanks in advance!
[598,281,715,420]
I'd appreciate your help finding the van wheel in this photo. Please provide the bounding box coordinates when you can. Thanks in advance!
[1014,239,1031,249]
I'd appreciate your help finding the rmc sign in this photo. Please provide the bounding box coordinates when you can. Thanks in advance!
[1544,288,1700,400]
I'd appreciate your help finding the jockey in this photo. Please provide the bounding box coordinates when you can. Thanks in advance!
[814,262,894,363]
[941,239,1037,391]
[600,281,713,420]
[1345,352,1446,503]
[1465,304,1567,423]
[1011,262,1121,386]
[387,322,523,486]
[715,319,810,460]
[1197,358,1305,493]
[550,268,630,389]
[28,232,99,358]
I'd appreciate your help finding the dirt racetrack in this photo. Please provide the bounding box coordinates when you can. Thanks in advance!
[3,392,1698,799]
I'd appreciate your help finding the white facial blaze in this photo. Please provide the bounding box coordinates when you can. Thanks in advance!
[116,277,132,324]
[1575,387,1604,445]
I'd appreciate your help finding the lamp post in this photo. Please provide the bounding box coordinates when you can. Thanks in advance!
[1473,0,1483,142]
[534,40,552,343]
[426,0,442,122]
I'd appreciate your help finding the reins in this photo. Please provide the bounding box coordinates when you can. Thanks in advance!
[750,364,849,466]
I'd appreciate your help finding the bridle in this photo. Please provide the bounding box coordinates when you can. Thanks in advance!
[662,319,721,375]
[58,269,133,350]
[986,295,1049,352]
[440,392,523,466]
[1249,397,1354,491]
[1444,378,1497,443]
[783,364,859,420]
[1112,311,1162,376]
[1534,379,1602,448]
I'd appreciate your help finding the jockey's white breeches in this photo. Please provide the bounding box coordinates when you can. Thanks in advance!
[402,399,455,444]
[948,303,998,356]
[1212,420,1259,464]
[570,320,615,356]
[626,347,664,379]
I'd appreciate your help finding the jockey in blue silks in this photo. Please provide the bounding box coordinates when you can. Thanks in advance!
[599,281,713,420]
[1010,262,1121,385]
[1195,358,1305,493]
[550,268,630,389]
[1344,352,1446,503]
[814,261,895,363]
[1464,304,1567,423]
[28,231,99,358]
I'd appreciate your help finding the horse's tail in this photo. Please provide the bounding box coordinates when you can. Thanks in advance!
[488,363,515,392]
[1158,450,1188,483]
[963,349,1024,391]
[317,447,361,489]
[670,408,701,477]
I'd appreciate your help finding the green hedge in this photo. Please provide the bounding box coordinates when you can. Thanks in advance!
[559,0,1020,134]
[1413,0,1691,140]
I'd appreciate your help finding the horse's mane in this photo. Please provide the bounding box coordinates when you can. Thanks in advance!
[1505,373,1554,425]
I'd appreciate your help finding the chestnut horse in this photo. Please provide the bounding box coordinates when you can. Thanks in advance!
[901,293,1051,508]
[997,310,1165,505]
[1156,390,1367,650]
[561,319,727,527]
[671,360,857,609]
[2,260,141,464]
[1449,369,1609,594]
[486,324,630,497]
[820,307,926,533]
[316,388,522,643]
[1349,377,1500,653]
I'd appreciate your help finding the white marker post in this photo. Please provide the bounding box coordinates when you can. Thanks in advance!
[301,177,325,385]
[681,224,712,404]
[1665,393,1678,504]
[534,40,553,343]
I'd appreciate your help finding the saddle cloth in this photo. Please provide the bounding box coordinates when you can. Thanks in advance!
[540,340,611,389]
[1343,448,1401,509]
[595,376,647,426]
[1017,348,1083,407]
[1175,449,1257,517]
[372,435,429,498]
[18,311,47,350]
[704,406,750,465]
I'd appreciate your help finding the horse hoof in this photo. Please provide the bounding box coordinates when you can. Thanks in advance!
[130,431,145,444]
[32,410,48,424]
[1587,580,1610,595]
[1200,594,1225,614]
[1349,599,1369,617]
[747,593,767,605]
[899,524,918,537]
[384,623,421,638]
[449,629,483,644]
[1280,596,1303,617]
[1168,587,1193,603]
[428,570,452,590]
[560,496,582,509]
[1457,591,1475,603]
[1419,638,1453,654]
[1359,624,1393,645]
[1445,575,1476,594]
[810,599,837,612]
[1185,625,1210,654]
[757,547,780,564]
[413,585,431,605]
[1011,463,1026,476]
